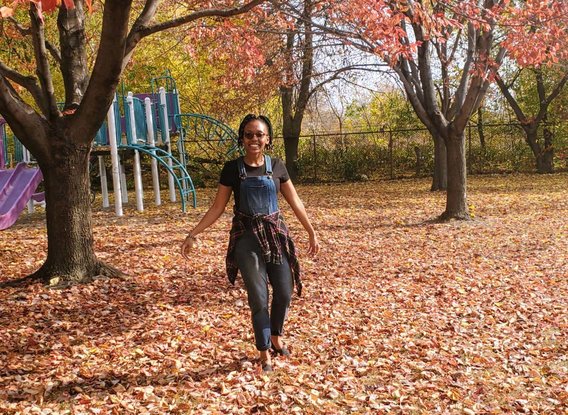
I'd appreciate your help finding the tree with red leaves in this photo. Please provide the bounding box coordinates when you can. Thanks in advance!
[0,0,268,286]
[496,1,568,174]
[320,0,568,220]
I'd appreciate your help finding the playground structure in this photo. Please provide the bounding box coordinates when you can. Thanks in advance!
[94,72,240,216]
[0,71,241,229]
[94,86,197,217]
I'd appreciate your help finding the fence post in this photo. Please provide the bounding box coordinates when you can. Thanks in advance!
[388,130,394,179]
[312,133,317,182]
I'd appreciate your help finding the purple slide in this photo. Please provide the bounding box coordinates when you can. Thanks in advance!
[0,162,43,230]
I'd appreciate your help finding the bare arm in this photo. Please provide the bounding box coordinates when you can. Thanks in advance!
[181,184,232,259]
[280,180,319,256]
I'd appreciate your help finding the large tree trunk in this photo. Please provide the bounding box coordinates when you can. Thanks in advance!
[282,119,301,181]
[525,127,554,174]
[539,124,554,173]
[440,131,469,220]
[279,1,314,182]
[431,134,447,191]
[30,134,120,287]
[536,151,554,173]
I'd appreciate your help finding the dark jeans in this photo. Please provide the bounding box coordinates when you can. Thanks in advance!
[235,230,293,351]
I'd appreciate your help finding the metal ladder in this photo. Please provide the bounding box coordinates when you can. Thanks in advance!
[119,144,196,211]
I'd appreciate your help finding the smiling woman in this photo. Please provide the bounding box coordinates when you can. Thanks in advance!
[180,113,320,373]
[238,114,273,152]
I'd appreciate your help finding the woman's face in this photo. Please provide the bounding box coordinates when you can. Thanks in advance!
[242,119,270,157]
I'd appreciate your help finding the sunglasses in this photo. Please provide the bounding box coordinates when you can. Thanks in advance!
[243,132,269,139]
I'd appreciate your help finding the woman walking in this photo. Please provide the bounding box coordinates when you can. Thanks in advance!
[181,114,319,372]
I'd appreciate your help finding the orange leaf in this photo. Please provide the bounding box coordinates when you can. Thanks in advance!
[41,0,75,13]
[41,0,61,13]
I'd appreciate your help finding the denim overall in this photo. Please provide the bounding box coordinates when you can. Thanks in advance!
[234,155,293,351]
[237,155,279,215]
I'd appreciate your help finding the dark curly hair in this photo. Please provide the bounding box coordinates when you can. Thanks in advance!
[237,114,273,150]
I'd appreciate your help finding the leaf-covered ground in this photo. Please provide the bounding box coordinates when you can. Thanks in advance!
[1,174,567,415]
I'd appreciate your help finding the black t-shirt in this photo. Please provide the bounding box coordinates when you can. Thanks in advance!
[219,157,290,211]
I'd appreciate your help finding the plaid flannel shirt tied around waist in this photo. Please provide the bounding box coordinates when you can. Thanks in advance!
[226,210,302,296]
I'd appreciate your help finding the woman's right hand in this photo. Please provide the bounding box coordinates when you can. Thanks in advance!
[181,235,197,260]
[308,232,320,257]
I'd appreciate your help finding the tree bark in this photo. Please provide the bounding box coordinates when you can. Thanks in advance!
[539,124,554,173]
[30,133,121,287]
[431,134,447,191]
[282,119,301,181]
[440,131,469,220]
[279,0,314,182]
[536,150,554,173]
[58,1,89,109]
[525,127,554,174]
[414,146,422,176]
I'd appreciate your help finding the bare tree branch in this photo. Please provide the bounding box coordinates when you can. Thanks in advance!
[0,61,45,107]
[122,0,160,62]
[7,16,30,35]
[535,72,568,123]
[455,43,506,132]
[393,65,433,131]
[413,26,444,127]
[495,74,526,122]
[29,4,59,118]
[8,16,62,64]
[308,64,389,101]
[45,40,62,65]
[58,1,89,108]
[293,0,314,123]
[72,0,133,143]
[512,69,568,125]
[276,0,377,54]
[0,76,50,162]
[124,0,267,61]
[448,21,477,120]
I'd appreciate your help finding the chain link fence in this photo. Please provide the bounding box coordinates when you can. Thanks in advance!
[271,122,568,182]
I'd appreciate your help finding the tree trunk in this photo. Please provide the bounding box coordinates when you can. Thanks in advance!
[30,135,120,287]
[538,124,554,173]
[414,146,422,176]
[279,1,314,182]
[282,122,301,181]
[431,134,447,191]
[524,127,553,174]
[440,131,469,220]
[536,152,554,173]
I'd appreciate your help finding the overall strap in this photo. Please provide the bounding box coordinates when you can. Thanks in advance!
[237,157,247,179]
[264,155,273,176]
[237,155,272,179]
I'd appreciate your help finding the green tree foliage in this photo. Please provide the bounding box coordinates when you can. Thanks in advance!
[345,90,422,132]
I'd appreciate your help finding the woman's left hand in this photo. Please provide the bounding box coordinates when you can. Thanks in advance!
[181,235,198,260]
